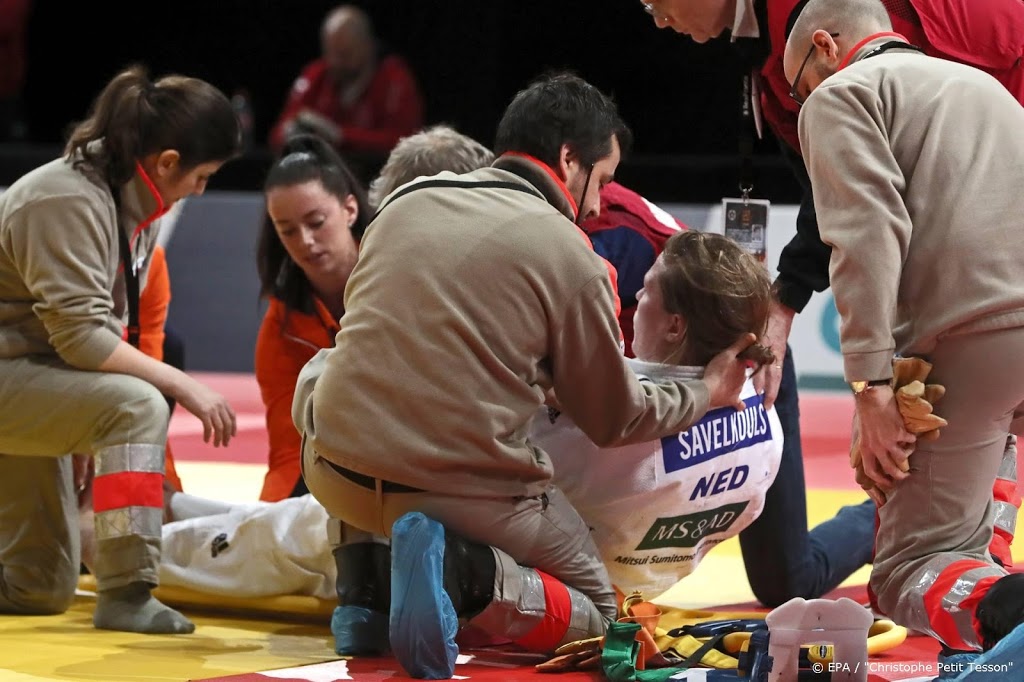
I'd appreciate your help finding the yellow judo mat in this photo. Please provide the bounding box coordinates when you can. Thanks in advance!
[3,463,1022,682]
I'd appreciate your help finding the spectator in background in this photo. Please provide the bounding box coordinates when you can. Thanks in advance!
[581,182,684,357]
[0,0,30,142]
[368,124,494,209]
[269,4,424,184]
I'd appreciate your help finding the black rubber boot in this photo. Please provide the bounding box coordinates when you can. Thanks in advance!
[332,542,391,655]
[975,572,1024,651]
[442,530,496,618]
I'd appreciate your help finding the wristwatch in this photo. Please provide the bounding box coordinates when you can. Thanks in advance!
[850,379,891,395]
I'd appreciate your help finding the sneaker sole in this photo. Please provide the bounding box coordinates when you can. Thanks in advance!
[390,512,459,679]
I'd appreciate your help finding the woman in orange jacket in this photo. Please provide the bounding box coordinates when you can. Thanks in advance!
[255,134,371,502]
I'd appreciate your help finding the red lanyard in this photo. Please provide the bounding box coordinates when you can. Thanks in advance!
[838,31,909,70]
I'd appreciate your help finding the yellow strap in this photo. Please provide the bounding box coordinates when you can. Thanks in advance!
[644,602,908,670]
[658,633,740,669]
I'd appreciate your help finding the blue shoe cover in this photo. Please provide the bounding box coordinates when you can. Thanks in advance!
[389,512,459,679]
[332,605,389,656]
[938,622,1024,681]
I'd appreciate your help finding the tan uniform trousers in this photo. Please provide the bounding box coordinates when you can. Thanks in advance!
[0,355,168,614]
[872,326,1024,650]
[302,442,613,647]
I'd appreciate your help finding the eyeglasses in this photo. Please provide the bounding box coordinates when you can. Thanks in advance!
[789,32,839,107]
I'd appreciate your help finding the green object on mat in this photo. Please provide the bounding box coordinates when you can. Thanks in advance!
[601,622,684,682]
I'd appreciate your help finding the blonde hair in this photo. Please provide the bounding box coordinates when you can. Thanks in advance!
[368,125,495,208]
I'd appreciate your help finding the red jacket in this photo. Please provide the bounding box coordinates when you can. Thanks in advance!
[582,182,686,357]
[269,54,424,156]
[760,0,1024,154]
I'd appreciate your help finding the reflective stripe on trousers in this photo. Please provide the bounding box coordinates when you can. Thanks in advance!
[903,555,1006,651]
[93,443,164,542]
[469,546,608,652]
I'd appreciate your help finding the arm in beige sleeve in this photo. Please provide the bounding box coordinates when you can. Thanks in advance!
[97,341,191,396]
[800,82,911,381]
[292,347,332,435]
[7,196,124,368]
[549,273,710,448]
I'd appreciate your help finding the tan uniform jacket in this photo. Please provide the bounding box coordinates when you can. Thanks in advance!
[0,153,163,369]
[296,156,711,498]
[799,39,1024,380]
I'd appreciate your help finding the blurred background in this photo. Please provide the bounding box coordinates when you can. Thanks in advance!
[1,0,841,377]
[0,0,802,202]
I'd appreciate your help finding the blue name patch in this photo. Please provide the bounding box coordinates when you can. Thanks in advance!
[661,395,771,474]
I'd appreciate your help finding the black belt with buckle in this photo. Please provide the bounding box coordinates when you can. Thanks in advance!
[325,459,425,494]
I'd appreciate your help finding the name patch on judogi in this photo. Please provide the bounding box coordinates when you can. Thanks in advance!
[662,395,772,473]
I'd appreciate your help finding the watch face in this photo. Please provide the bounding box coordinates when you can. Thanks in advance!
[850,381,868,394]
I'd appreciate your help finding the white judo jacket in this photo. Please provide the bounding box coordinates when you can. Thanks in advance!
[534,360,784,596]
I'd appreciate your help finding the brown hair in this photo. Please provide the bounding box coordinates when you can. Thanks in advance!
[64,64,242,187]
[657,231,776,369]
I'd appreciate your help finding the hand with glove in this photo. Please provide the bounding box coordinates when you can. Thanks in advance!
[535,636,604,672]
[850,357,947,504]
[894,380,946,439]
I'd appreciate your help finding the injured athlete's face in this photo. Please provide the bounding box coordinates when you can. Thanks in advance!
[632,256,687,363]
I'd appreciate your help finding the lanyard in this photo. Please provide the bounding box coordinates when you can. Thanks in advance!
[838,31,912,70]
[110,185,141,348]
[738,72,755,202]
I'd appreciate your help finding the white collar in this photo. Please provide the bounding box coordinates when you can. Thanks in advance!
[627,358,703,382]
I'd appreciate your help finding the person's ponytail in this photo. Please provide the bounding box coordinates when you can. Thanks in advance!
[64,64,151,186]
